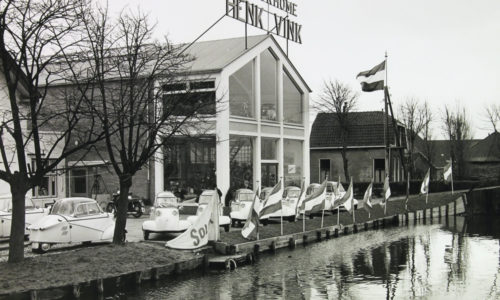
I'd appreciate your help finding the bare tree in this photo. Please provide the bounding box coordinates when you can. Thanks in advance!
[77,7,219,243]
[0,0,107,263]
[485,103,500,133]
[314,80,358,181]
[442,104,472,180]
[398,97,427,178]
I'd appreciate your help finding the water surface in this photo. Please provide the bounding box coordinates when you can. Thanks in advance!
[125,217,500,299]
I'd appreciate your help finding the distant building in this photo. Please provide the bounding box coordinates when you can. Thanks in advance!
[309,111,406,183]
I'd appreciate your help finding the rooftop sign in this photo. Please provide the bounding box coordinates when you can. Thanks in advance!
[226,0,303,44]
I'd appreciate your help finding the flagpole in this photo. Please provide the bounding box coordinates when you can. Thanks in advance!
[405,171,410,211]
[337,207,340,226]
[451,161,454,195]
[303,210,305,232]
[257,182,260,241]
[280,178,283,236]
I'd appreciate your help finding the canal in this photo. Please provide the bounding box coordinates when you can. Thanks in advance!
[120,216,500,299]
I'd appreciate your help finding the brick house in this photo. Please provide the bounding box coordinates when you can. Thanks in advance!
[309,111,406,183]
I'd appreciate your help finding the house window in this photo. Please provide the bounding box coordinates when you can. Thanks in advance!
[374,158,385,182]
[162,81,216,115]
[31,159,57,197]
[229,60,255,118]
[319,159,330,182]
[72,169,87,195]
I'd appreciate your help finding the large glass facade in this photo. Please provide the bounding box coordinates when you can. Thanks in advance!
[283,70,303,124]
[283,139,303,187]
[229,136,253,190]
[164,137,216,197]
[260,49,278,122]
[229,61,254,118]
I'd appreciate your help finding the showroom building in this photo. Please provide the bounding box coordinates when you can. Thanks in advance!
[157,34,311,201]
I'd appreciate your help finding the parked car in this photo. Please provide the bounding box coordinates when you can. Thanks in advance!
[0,194,49,239]
[187,190,231,232]
[28,197,115,253]
[229,189,259,226]
[106,191,145,218]
[142,191,198,240]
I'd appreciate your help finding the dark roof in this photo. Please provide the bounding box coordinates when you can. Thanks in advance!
[467,131,500,162]
[427,139,481,168]
[310,111,402,148]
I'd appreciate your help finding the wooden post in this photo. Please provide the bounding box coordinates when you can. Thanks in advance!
[316,231,322,241]
[97,279,104,296]
[72,284,80,299]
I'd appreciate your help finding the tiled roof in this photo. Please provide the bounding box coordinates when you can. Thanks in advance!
[467,131,500,162]
[310,111,401,148]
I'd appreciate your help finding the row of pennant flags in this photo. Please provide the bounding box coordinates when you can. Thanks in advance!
[242,161,453,241]
[166,162,453,248]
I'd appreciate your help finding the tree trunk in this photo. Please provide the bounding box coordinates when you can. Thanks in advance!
[8,182,27,263]
[341,145,350,182]
[113,175,132,244]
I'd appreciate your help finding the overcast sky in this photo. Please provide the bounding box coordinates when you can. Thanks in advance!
[107,0,500,139]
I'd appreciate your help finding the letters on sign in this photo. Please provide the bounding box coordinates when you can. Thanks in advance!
[190,224,208,246]
[226,0,303,44]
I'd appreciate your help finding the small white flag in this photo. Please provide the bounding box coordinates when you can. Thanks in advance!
[420,169,430,194]
[443,162,452,181]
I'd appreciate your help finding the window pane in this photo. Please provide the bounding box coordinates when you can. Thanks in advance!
[164,137,216,195]
[283,70,303,124]
[229,61,254,118]
[260,49,277,121]
[283,139,303,187]
[261,138,277,160]
[73,169,87,194]
[163,91,215,116]
[230,136,253,190]
[190,81,215,90]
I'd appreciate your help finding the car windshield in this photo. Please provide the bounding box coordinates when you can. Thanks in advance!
[286,190,301,198]
[50,201,75,216]
[199,195,213,204]
[306,186,319,195]
[156,197,177,208]
[238,192,255,202]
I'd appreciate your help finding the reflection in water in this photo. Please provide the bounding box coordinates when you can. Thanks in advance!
[122,217,500,299]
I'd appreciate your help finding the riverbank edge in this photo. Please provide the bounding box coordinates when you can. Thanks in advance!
[0,189,475,299]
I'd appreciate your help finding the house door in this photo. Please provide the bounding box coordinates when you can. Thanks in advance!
[261,163,278,188]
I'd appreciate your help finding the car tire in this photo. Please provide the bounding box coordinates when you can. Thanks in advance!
[224,225,230,232]
[32,244,47,254]
[309,214,314,219]
[132,204,143,218]
[261,219,268,226]
[288,216,296,222]
[143,230,149,241]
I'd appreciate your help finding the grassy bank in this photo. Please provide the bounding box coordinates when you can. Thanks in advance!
[220,191,463,245]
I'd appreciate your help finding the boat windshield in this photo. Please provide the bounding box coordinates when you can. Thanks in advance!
[286,190,301,198]
[1,198,35,212]
[199,195,213,205]
[238,192,255,202]
[156,196,177,208]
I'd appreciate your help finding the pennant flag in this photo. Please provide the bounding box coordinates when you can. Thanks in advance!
[259,180,283,219]
[356,61,385,92]
[363,182,373,214]
[295,181,306,217]
[301,180,327,213]
[420,169,430,194]
[443,162,452,181]
[333,178,353,211]
[166,192,214,249]
[382,176,391,205]
[242,185,261,240]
